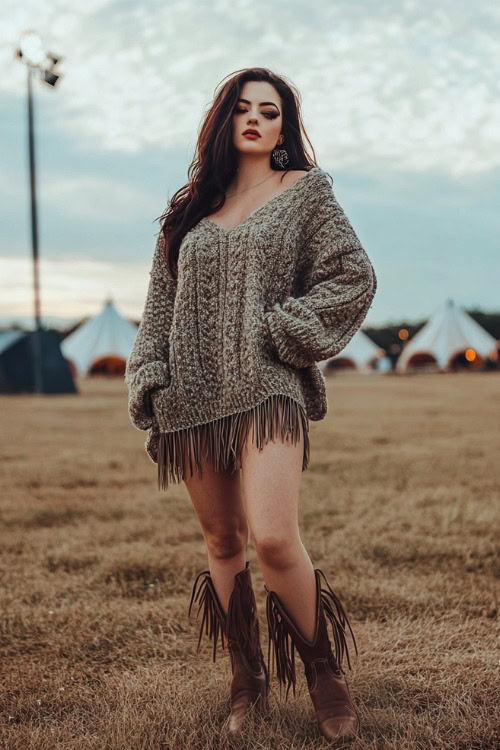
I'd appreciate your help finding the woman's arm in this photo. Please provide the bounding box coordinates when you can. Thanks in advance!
[124,230,177,430]
[264,180,377,369]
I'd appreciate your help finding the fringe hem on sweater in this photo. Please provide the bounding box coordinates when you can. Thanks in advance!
[157,393,310,490]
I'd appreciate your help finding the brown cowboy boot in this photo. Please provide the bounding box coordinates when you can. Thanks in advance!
[265,568,361,743]
[188,561,269,732]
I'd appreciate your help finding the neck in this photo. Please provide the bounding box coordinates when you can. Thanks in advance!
[233,155,277,191]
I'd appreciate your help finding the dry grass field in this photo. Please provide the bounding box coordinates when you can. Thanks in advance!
[1,372,499,750]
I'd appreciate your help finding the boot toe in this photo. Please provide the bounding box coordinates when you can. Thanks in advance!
[227,691,268,732]
[319,714,359,741]
[227,704,247,732]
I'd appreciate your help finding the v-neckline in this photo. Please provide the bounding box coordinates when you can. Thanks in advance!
[202,167,321,234]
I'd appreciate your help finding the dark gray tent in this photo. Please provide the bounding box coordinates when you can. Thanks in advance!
[0,328,77,394]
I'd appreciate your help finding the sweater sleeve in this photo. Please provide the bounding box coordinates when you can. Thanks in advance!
[124,230,177,431]
[263,179,377,369]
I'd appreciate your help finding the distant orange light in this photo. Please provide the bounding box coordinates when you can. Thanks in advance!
[465,349,476,361]
[398,328,409,340]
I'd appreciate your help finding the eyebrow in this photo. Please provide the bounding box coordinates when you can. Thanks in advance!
[238,98,280,109]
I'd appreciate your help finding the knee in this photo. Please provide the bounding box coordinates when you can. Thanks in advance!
[254,533,301,571]
[204,525,248,561]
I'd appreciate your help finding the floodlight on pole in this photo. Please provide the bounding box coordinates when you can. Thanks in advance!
[15,31,63,393]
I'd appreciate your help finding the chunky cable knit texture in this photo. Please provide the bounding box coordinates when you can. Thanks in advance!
[124,167,377,488]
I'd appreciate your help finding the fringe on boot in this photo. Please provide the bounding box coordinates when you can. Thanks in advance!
[188,562,269,731]
[265,568,359,701]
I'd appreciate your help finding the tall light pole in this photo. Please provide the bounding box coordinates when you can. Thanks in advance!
[15,31,63,393]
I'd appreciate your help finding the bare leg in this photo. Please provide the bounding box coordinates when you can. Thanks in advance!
[184,448,269,732]
[183,455,249,614]
[239,410,317,642]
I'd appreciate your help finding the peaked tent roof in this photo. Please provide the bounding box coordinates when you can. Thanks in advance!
[0,328,76,394]
[60,297,138,375]
[396,298,498,371]
[0,329,25,355]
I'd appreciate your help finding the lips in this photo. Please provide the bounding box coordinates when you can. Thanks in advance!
[243,129,260,137]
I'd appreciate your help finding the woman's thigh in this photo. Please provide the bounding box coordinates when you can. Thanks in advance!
[239,409,305,546]
[183,452,248,549]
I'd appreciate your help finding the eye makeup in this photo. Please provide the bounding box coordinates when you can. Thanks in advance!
[235,107,279,120]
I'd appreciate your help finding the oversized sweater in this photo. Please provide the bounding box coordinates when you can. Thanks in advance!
[124,167,377,489]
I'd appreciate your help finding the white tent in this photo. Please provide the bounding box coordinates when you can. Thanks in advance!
[396,298,498,372]
[319,330,385,373]
[60,297,138,375]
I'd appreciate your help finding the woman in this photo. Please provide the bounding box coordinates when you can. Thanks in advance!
[125,67,377,743]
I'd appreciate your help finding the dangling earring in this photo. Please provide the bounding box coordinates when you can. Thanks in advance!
[272,136,289,168]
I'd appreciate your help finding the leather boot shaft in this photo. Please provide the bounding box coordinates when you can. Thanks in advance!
[265,567,361,742]
[188,561,269,730]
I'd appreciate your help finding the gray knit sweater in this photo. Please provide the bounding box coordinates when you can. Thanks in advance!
[125,167,377,488]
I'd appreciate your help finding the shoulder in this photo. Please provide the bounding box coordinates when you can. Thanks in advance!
[279,167,332,190]
[293,168,335,205]
[299,168,336,215]
[277,168,335,216]
[278,169,311,188]
[307,167,334,192]
[299,169,348,242]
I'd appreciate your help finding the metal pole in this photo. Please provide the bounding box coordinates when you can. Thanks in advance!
[27,63,43,393]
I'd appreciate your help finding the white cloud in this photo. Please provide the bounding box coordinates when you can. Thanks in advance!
[0,255,150,319]
[1,0,498,175]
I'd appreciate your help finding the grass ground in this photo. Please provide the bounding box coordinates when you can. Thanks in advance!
[0,372,498,749]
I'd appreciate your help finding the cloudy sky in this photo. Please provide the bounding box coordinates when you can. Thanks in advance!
[1,0,499,329]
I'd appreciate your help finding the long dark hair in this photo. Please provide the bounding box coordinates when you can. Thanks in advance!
[156,67,318,280]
